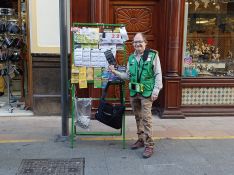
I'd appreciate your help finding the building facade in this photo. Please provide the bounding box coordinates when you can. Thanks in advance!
[1,0,234,117]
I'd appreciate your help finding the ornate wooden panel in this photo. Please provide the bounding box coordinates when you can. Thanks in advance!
[108,0,160,53]
[116,8,152,33]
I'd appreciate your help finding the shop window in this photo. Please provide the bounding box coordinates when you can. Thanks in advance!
[0,0,29,111]
[183,0,234,77]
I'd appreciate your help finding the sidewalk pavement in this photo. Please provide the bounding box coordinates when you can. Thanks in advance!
[1,115,234,175]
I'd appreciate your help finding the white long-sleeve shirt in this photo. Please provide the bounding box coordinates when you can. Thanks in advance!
[114,52,163,96]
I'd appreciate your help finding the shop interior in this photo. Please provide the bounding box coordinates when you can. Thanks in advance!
[184,0,234,77]
[0,0,32,115]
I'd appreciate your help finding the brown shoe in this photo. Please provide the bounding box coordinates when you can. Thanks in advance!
[142,146,154,158]
[130,139,144,150]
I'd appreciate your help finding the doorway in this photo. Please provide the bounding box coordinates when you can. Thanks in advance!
[0,0,33,116]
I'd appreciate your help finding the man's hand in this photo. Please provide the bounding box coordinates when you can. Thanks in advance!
[108,65,115,73]
[151,95,158,101]
[151,88,159,101]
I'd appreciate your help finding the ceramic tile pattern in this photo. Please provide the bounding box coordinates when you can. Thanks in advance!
[182,87,234,105]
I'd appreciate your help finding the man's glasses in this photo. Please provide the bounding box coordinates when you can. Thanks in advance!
[132,40,145,44]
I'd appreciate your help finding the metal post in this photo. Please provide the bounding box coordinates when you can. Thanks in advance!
[59,0,69,136]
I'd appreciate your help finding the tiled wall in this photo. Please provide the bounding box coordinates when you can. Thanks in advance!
[182,87,234,105]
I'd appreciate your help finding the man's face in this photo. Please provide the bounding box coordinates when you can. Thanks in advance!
[133,34,146,54]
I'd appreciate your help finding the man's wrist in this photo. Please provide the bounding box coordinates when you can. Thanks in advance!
[152,88,159,97]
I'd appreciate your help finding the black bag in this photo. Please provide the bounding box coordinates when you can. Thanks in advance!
[95,81,125,129]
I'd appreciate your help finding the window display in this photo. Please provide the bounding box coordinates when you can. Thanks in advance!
[183,0,234,77]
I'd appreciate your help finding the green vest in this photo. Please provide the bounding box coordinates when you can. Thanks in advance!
[129,50,157,97]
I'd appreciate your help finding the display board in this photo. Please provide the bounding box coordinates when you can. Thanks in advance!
[70,23,128,148]
[71,23,128,88]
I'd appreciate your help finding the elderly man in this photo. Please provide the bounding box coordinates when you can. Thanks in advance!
[109,32,163,158]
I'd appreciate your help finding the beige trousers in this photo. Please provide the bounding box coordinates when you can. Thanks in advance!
[130,93,154,147]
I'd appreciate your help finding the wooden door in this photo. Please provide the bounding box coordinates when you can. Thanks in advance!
[107,0,162,105]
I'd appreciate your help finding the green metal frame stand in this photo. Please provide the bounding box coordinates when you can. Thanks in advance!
[70,23,127,149]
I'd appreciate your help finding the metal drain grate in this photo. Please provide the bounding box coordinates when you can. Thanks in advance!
[16,158,85,175]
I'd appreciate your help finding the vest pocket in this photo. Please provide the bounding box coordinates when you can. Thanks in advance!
[143,79,154,91]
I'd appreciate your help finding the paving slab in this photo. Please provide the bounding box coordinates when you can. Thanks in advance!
[1,116,234,175]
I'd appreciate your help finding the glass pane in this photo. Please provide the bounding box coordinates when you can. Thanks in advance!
[183,0,234,78]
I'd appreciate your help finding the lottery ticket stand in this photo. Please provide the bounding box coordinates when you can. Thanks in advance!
[70,23,128,148]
